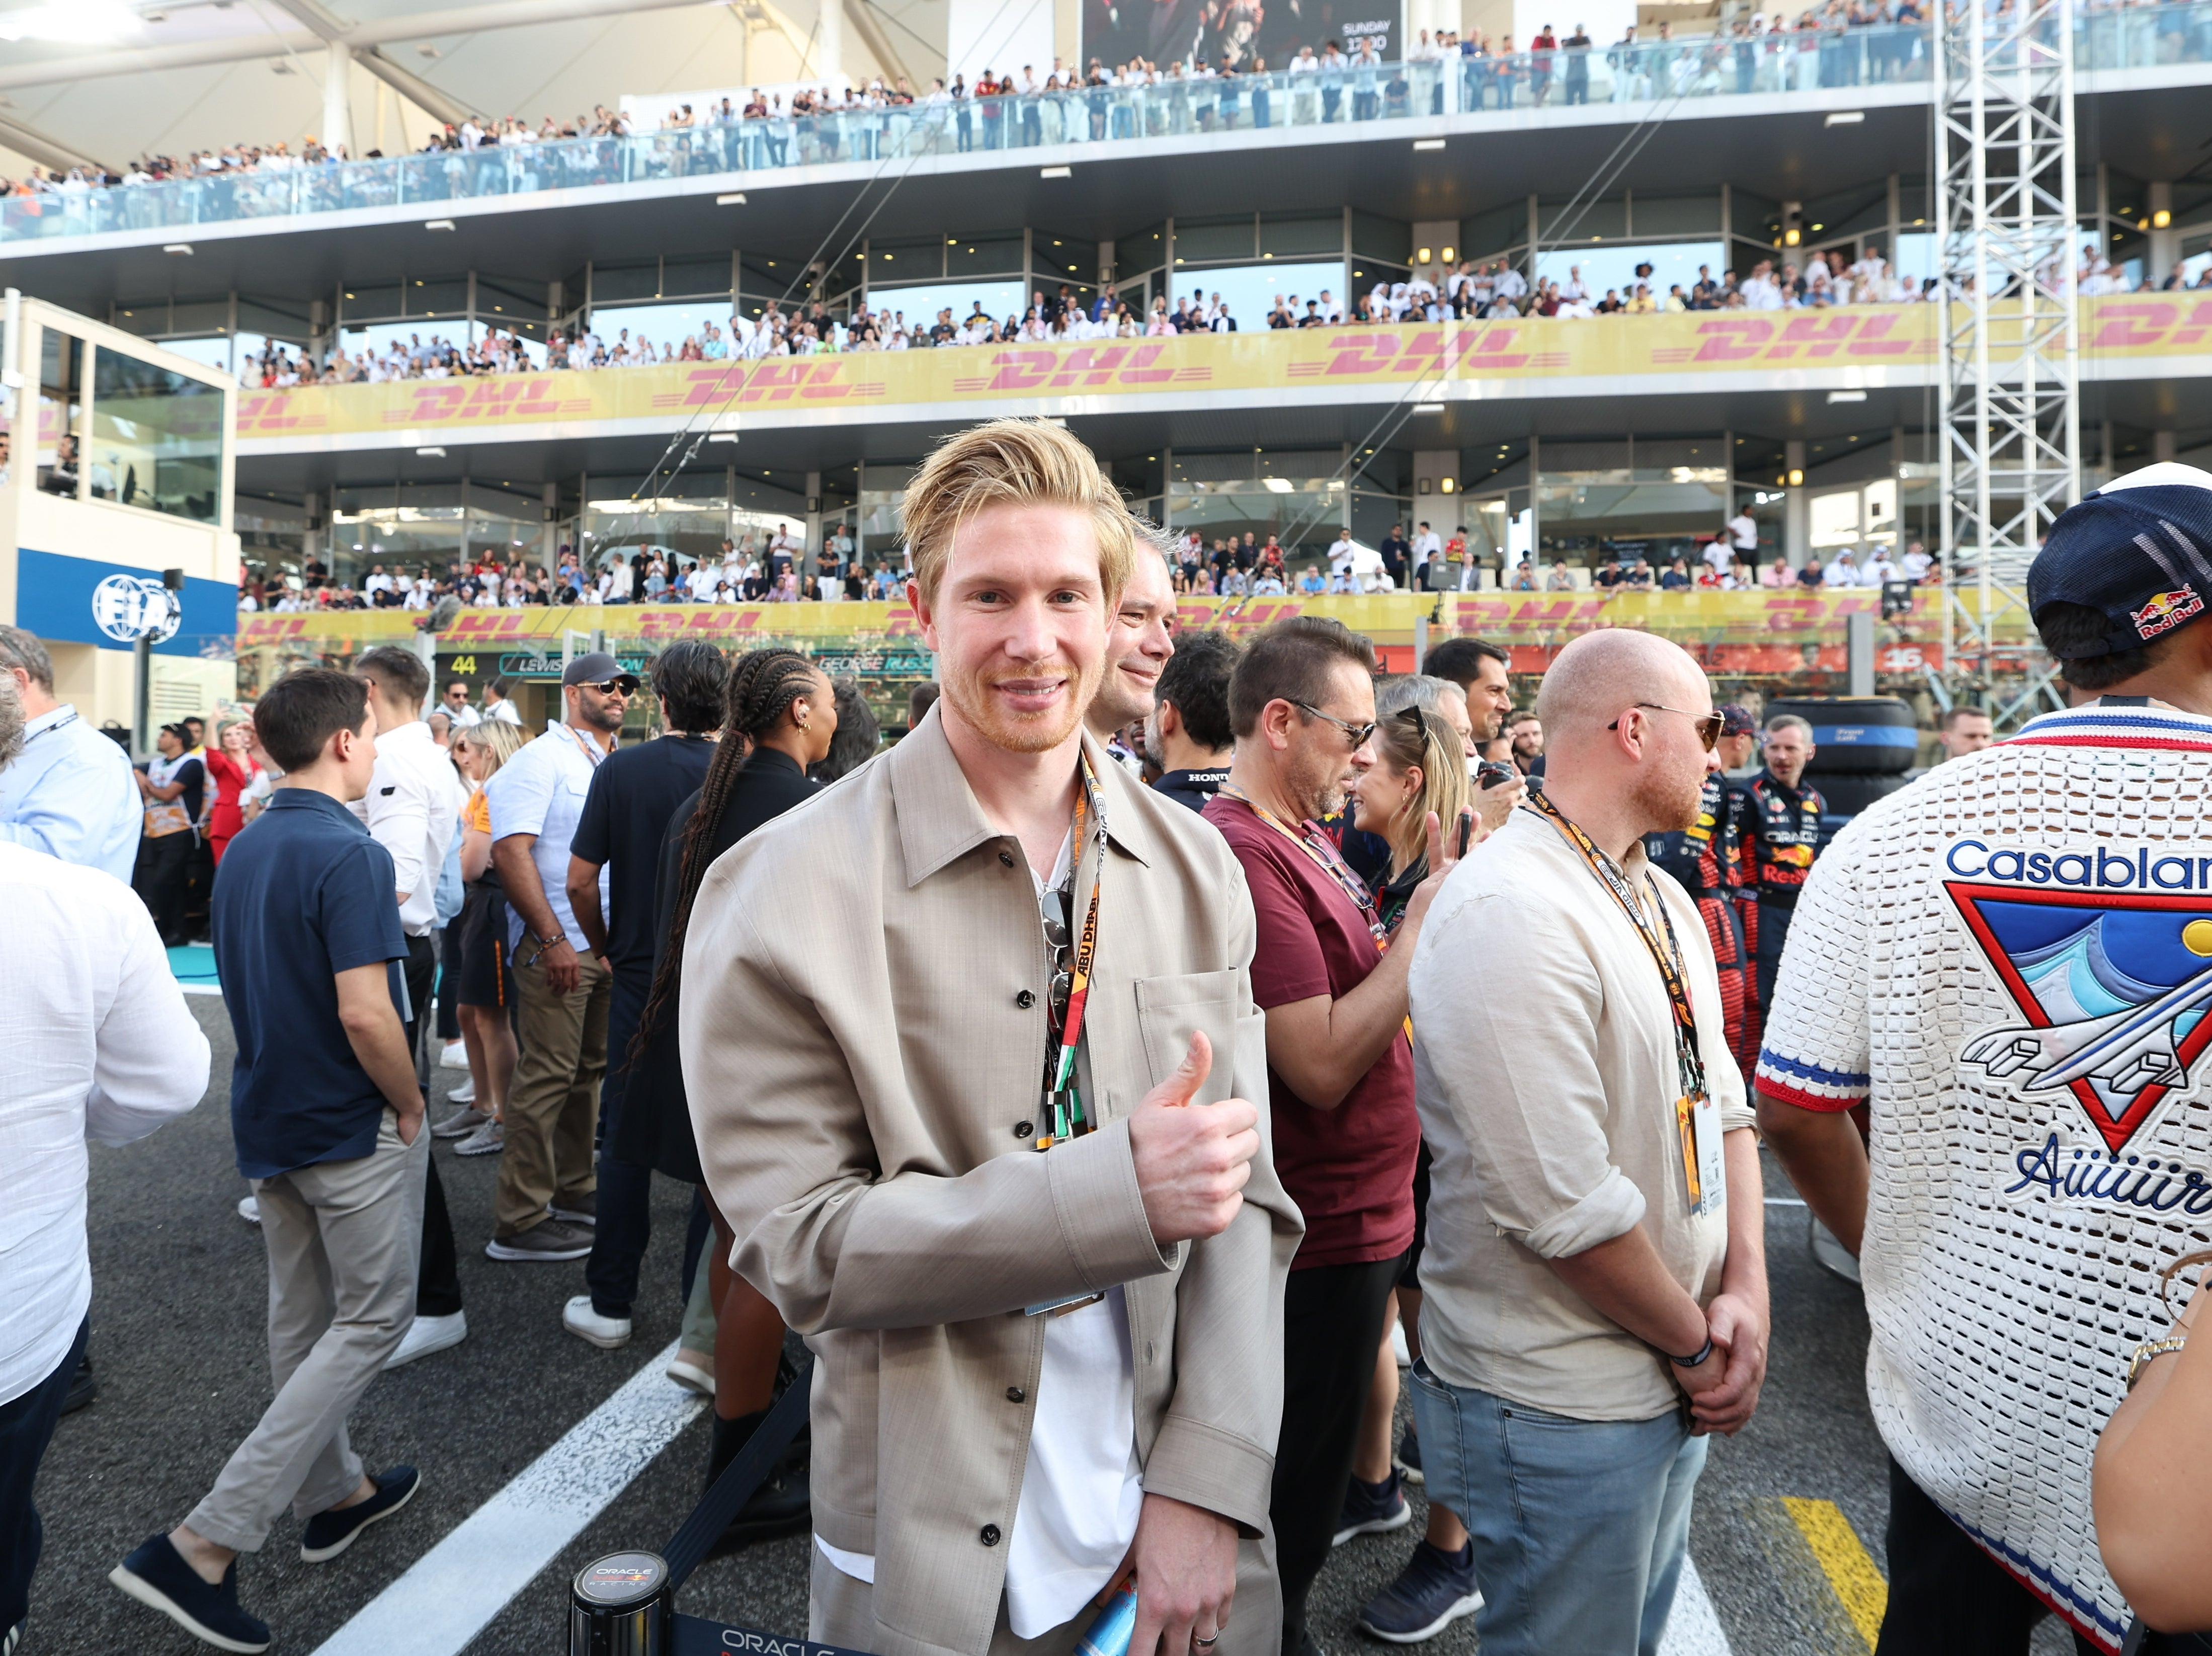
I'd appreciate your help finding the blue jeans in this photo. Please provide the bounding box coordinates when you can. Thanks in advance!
[2,1317,87,1636]
[1408,1360,1706,1656]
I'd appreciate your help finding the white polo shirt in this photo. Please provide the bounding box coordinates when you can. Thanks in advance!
[483,723,612,953]
[1756,699,2212,1650]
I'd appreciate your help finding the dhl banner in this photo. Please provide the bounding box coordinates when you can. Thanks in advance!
[233,587,2030,663]
[232,297,2212,443]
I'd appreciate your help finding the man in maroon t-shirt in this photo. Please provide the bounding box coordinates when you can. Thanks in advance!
[1202,617,1460,1656]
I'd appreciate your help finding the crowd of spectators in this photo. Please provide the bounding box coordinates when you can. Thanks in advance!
[227,238,2201,390]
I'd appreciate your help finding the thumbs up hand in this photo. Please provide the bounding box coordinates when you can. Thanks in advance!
[1127,1031,1262,1244]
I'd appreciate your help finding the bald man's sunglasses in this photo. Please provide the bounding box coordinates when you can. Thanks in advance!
[1609,703,1723,751]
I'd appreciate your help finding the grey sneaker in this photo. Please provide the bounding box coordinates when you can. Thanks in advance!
[432,1107,491,1141]
[454,1120,504,1157]
[484,1220,594,1262]
[548,1191,596,1225]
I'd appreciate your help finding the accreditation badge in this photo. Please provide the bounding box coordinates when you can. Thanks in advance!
[1680,1090,1727,1217]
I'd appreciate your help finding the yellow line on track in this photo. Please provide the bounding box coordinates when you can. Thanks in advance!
[1782,1496,1889,1649]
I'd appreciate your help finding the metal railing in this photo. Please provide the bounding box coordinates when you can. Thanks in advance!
[7,8,2208,246]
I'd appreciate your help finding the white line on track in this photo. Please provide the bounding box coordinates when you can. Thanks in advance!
[1660,1558,1736,1656]
[309,1337,704,1656]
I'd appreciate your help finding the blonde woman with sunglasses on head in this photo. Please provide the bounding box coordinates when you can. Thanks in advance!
[1350,703,1478,937]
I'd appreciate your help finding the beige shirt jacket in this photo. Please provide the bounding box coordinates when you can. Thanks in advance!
[681,709,1304,1656]
[1405,807,1756,1424]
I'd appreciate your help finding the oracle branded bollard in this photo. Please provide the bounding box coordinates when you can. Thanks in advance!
[571,1551,674,1656]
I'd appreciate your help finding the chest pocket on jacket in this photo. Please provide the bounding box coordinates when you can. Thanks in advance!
[1133,969,1245,1103]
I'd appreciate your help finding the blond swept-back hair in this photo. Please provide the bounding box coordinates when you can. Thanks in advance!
[900,418,1136,608]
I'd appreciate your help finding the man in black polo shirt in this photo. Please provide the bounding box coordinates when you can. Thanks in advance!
[112,670,426,1653]
[1148,629,1241,811]
[560,642,728,1350]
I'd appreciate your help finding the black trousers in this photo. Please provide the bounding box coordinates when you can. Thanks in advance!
[132,831,193,945]
[1271,1253,1407,1652]
[585,963,656,1318]
[1755,902,1795,1015]
[1,1317,87,1636]
[437,923,463,1042]
[403,934,464,1319]
[1876,1458,2104,1656]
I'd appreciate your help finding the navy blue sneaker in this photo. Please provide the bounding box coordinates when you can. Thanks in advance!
[1356,1539,1485,1644]
[300,1466,420,1562]
[1331,1467,1410,1546]
[1395,1424,1424,1485]
[109,1534,272,1653]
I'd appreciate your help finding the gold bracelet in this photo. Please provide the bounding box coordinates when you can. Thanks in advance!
[2126,1335,2189,1392]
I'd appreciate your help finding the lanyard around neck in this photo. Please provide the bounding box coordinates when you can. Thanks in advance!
[1037,754,1108,1148]
[1216,782,1388,945]
[1527,790,1707,1101]
[567,726,609,769]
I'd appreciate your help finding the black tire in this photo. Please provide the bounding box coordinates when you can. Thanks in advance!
[1768,695,1920,775]
[1811,769,1914,826]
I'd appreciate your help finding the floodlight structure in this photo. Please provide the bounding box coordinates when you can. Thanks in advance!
[1933,0,2082,601]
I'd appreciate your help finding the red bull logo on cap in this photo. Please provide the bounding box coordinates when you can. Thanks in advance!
[2133,584,2204,640]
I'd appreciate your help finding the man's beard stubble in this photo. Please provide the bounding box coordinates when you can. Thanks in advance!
[942,652,1106,754]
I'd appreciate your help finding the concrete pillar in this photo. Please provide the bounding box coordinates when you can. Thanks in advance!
[806,470,824,557]
[542,480,559,569]
[2149,181,2177,287]
[818,0,845,85]
[2156,431,2178,464]
[323,46,355,158]
[1784,439,1809,568]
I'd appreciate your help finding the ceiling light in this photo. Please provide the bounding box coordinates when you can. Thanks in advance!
[1828,389,1867,403]
[425,219,455,230]
[707,432,739,443]
[717,192,747,205]
[1413,138,1445,151]
[1263,477,1294,494]
[1787,468,1805,486]
[2154,208,2173,229]
[417,42,439,57]
[1825,110,1865,126]
[1413,403,1444,414]
[1040,166,1071,178]
[163,243,193,256]
[417,446,447,457]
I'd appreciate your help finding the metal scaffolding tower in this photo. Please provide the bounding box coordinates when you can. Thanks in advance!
[1933,0,2082,602]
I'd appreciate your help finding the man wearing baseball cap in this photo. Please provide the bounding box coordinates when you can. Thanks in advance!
[1642,703,1759,1073]
[1756,463,2212,1652]
[480,654,637,1263]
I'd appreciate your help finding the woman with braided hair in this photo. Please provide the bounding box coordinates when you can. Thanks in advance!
[616,646,837,1545]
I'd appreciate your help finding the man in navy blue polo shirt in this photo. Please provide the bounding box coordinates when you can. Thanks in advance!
[110,669,428,1654]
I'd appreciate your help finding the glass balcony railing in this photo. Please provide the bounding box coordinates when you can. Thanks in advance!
[7,8,2209,246]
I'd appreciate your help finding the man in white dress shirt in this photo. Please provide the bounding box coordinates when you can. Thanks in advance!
[0,671,208,1652]
[352,648,472,1365]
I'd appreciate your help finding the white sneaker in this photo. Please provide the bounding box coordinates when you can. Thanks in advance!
[439,1040,468,1070]
[386,1309,467,1370]
[238,1196,261,1225]
[448,1075,476,1105]
[667,1352,715,1396]
[562,1295,633,1350]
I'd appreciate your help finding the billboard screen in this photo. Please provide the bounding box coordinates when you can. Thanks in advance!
[1082,0,1396,73]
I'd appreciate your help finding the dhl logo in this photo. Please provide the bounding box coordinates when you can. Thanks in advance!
[1286,327,1533,378]
[236,616,313,644]
[237,392,331,433]
[440,612,541,640]
[968,344,1185,392]
[384,378,591,423]
[2090,301,2212,350]
[1670,313,1934,364]
[661,363,867,407]
[632,604,921,639]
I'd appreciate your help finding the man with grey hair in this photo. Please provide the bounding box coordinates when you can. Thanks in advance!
[0,669,208,1652]
[1404,628,1767,1656]
[0,625,143,883]
[1742,714,1824,1022]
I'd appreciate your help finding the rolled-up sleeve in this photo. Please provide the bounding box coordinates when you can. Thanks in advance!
[1410,886,1644,1259]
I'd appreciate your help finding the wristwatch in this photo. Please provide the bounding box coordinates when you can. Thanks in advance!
[2126,1335,2188,1392]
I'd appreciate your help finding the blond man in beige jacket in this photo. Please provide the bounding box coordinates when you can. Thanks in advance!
[682,419,1303,1656]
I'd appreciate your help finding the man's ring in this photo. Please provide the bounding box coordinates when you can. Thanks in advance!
[1193,1637,1219,1648]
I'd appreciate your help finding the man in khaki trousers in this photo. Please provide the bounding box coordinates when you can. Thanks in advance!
[682,419,1303,1656]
